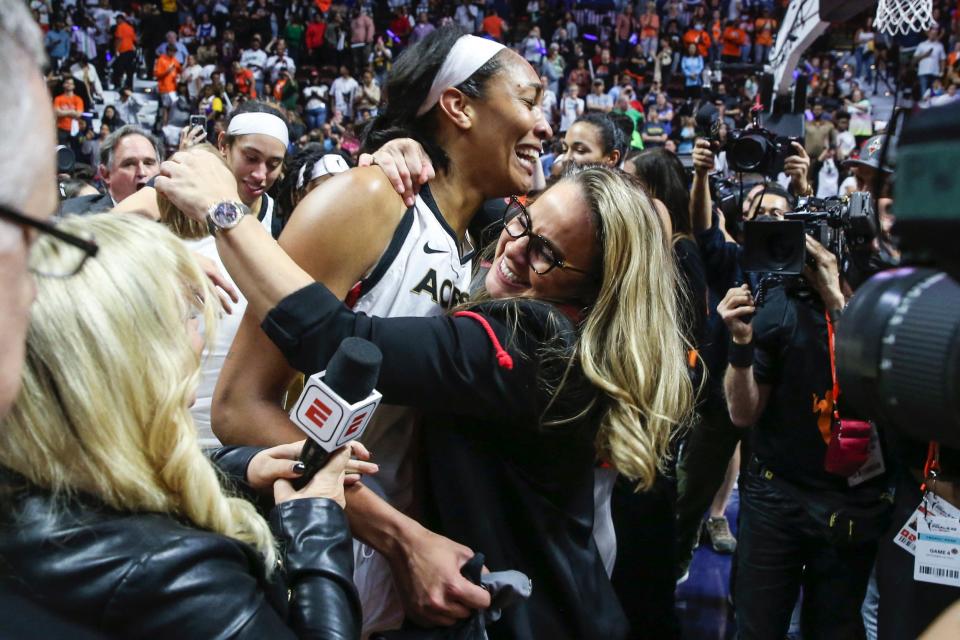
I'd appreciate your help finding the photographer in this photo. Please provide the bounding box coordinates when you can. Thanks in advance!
[674,134,822,580]
[843,130,960,639]
[718,235,891,638]
[690,138,810,291]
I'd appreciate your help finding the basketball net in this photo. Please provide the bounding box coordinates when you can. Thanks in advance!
[875,0,935,36]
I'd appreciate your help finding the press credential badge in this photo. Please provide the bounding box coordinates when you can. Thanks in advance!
[914,515,960,587]
[894,493,960,556]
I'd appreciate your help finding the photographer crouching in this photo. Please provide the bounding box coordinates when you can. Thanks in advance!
[718,227,892,637]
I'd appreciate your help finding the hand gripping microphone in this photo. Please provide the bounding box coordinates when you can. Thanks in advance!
[289,337,383,488]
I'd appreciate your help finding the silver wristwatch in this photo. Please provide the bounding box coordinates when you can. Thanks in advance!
[206,200,250,235]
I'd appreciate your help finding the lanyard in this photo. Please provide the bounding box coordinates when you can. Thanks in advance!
[825,310,841,422]
[922,441,941,493]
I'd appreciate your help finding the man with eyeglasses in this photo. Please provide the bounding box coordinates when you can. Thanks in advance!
[0,1,102,635]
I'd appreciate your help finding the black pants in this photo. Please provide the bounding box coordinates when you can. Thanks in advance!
[675,393,746,575]
[113,50,137,91]
[683,84,702,100]
[610,474,680,640]
[877,467,960,639]
[735,468,875,639]
[350,44,369,76]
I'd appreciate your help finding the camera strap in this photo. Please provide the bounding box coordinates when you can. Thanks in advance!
[826,310,840,424]
[824,311,881,481]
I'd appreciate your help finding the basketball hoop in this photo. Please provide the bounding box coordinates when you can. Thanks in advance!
[875,0,935,36]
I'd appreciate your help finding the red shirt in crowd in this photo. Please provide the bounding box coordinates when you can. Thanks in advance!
[305,20,326,52]
[640,13,659,39]
[390,14,413,42]
[154,53,181,94]
[482,14,506,41]
[711,20,722,44]
[53,93,84,132]
[234,67,257,98]
[755,18,777,46]
[683,28,712,58]
[115,21,136,54]
[722,26,746,57]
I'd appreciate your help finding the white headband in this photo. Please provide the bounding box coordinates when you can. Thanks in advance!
[227,112,290,148]
[416,35,506,117]
[297,154,350,189]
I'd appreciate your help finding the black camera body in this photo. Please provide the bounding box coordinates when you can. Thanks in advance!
[55,144,76,175]
[742,192,877,276]
[708,174,741,223]
[726,127,797,177]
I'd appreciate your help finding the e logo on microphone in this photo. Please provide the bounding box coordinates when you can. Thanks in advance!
[305,397,335,431]
[290,371,382,450]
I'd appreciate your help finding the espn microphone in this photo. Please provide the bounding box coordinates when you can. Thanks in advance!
[289,337,383,488]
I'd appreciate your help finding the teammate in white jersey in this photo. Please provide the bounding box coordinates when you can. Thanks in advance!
[210,26,552,631]
[112,102,292,445]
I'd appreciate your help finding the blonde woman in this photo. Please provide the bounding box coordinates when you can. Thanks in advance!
[0,214,370,638]
[160,153,694,640]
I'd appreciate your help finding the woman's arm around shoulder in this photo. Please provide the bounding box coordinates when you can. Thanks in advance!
[263,286,572,423]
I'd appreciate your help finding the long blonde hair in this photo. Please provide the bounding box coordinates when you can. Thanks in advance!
[0,214,277,568]
[572,167,694,490]
[465,167,694,491]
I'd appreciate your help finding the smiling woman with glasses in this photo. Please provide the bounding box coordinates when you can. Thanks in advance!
[0,204,99,277]
[163,154,694,639]
[502,196,594,277]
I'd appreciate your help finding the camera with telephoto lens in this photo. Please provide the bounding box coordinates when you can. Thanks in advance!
[741,192,877,278]
[836,102,960,444]
[725,126,798,178]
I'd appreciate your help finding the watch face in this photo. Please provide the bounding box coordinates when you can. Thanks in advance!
[211,201,243,228]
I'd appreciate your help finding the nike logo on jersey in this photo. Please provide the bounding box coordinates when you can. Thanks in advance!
[423,242,448,255]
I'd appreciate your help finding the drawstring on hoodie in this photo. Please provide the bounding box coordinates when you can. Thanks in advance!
[453,311,514,370]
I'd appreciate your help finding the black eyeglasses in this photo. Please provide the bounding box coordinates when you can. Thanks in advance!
[0,204,99,278]
[502,196,593,277]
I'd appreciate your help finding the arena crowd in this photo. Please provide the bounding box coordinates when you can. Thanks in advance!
[3,0,960,638]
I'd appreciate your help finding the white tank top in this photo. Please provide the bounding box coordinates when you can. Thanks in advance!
[349,185,474,512]
[349,186,474,637]
[188,195,275,447]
